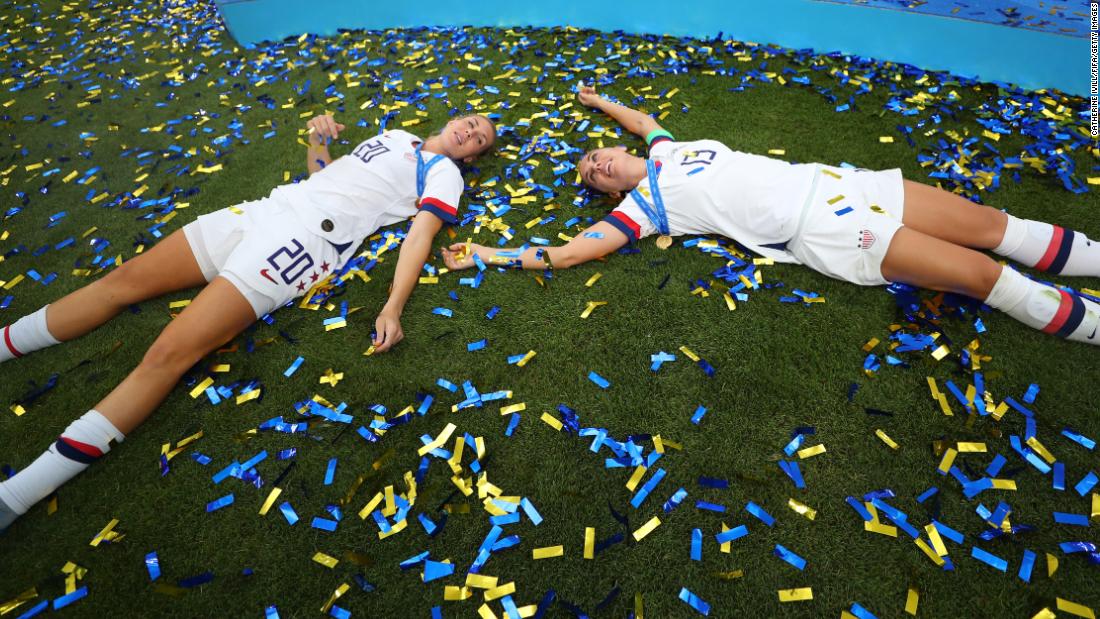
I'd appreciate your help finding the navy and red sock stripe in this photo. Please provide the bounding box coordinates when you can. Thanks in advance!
[1041,289,1086,339]
[54,437,104,465]
[1034,226,1075,274]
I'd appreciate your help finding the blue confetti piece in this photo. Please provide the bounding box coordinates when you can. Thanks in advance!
[521,498,543,525]
[848,603,878,619]
[279,502,298,525]
[971,546,1008,572]
[1062,428,1096,450]
[323,458,337,486]
[52,586,88,611]
[715,524,749,544]
[423,559,455,582]
[663,487,688,513]
[698,477,729,489]
[329,606,350,619]
[834,206,853,216]
[774,543,807,570]
[1053,512,1090,526]
[915,487,938,503]
[486,306,500,319]
[630,468,666,509]
[1018,549,1036,582]
[265,606,280,619]
[1075,471,1098,496]
[678,587,710,616]
[587,371,610,389]
[467,339,487,352]
[505,413,520,437]
[432,307,453,318]
[206,493,235,512]
[690,405,707,425]
[311,517,338,532]
[145,552,161,581]
[695,501,726,513]
[745,501,776,526]
[690,528,702,561]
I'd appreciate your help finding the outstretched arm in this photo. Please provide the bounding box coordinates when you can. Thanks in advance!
[441,220,629,272]
[577,84,665,140]
[305,114,345,175]
[372,211,445,352]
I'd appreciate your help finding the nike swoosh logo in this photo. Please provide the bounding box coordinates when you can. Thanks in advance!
[259,268,277,284]
[1088,324,1098,340]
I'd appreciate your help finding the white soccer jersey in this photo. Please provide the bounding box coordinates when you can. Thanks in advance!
[601,134,819,263]
[270,129,463,252]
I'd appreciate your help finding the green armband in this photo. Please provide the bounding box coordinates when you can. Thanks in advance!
[645,128,674,146]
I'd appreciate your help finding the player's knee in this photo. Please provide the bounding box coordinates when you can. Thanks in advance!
[967,257,1002,299]
[99,260,148,305]
[975,206,1007,246]
[140,337,202,375]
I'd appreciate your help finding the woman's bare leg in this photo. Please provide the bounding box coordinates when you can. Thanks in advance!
[882,226,1099,345]
[95,276,256,434]
[0,276,256,528]
[898,180,1008,250]
[46,229,207,341]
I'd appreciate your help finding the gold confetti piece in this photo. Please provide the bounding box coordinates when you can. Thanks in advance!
[635,593,644,619]
[1056,598,1096,619]
[1047,552,1059,577]
[678,346,700,362]
[957,442,986,452]
[768,149,786,155]
[540,412,563,431]
[168,299,191,309]
[632,516,661,541]
[905,587,919,615]
[991,479,1017,491]
[236,389,261,405]
[1091,493,1099,521]
[914,538,946,566]
[862,337,880,352]
[879,136,894,143]
[580,301,607,319]
[500,402,526,415]
[778,588,813,602]
[865,520,898,537]
[931,344,950,361]
[626,466,648,492]
[319,369,344,386]
[444,586,472,601]
[10,404,26,417]
[1087,177,1100,186]
[937,448,958,473]
[826,194,845,205]
[259,487,282,516]
[787,498,817,520]
[417,423,457,456]
[924,524,948,557]
[466,574,498,589]
[377,518,407,539]
[320,583,349,614]
[484,582,516,601]
[875,429,900,450]
[0,587,38,615]
[477,604,498,619]
[1032,609,1056,619]
[714,570,744,580]
[937,392,954,416]
[1025,436,1057,464]
[584,528,595,559]
[796,444,826,459]
[532,545,564,560]
[89,518,120,547]
[719,523,732,553]
[584,273,602,287]
[312,552,339,569]
[723,291,737,311]
[363,345,377,356]
[188,377,214,399]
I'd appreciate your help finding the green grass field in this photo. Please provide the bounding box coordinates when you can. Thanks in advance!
[1,1,1097,617]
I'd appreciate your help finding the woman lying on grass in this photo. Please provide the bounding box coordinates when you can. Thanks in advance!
[0,112,497,530]
[443,85,1098,346]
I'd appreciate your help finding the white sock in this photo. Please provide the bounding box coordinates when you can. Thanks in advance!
[0,410,124,515]
[0,305,61,362]
[984,267,1100,345]
[994,214,1100,277]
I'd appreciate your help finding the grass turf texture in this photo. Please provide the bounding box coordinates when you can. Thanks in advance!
[1,1,1098,617]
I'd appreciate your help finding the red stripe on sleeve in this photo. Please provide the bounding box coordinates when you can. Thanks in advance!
[1041,289,1074,335]
[1034,226,1064,271]
[419,197,457,217]
[609,211,641,239]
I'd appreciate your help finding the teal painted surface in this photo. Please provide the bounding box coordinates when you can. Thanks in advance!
[214,0,1090,96]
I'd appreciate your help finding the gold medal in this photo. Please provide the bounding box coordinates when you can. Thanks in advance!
[655,235,673,250]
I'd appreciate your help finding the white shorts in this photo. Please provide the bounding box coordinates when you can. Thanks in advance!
[182,197,342,318]
[787,165,906,286]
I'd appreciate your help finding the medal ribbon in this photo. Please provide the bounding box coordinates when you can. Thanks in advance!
[415,143,447,199]
[629,160,670,236]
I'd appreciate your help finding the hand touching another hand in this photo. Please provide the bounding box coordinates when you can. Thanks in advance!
[307,114,345,146]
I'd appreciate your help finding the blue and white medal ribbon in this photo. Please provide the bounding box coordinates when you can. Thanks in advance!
[629,159,673,248]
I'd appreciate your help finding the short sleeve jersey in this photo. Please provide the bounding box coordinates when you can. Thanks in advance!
[269,129,463,251]
[600,131,819,263]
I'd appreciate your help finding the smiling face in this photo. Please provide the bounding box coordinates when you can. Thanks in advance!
[578,146,644,194]
[440,114,496,161]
